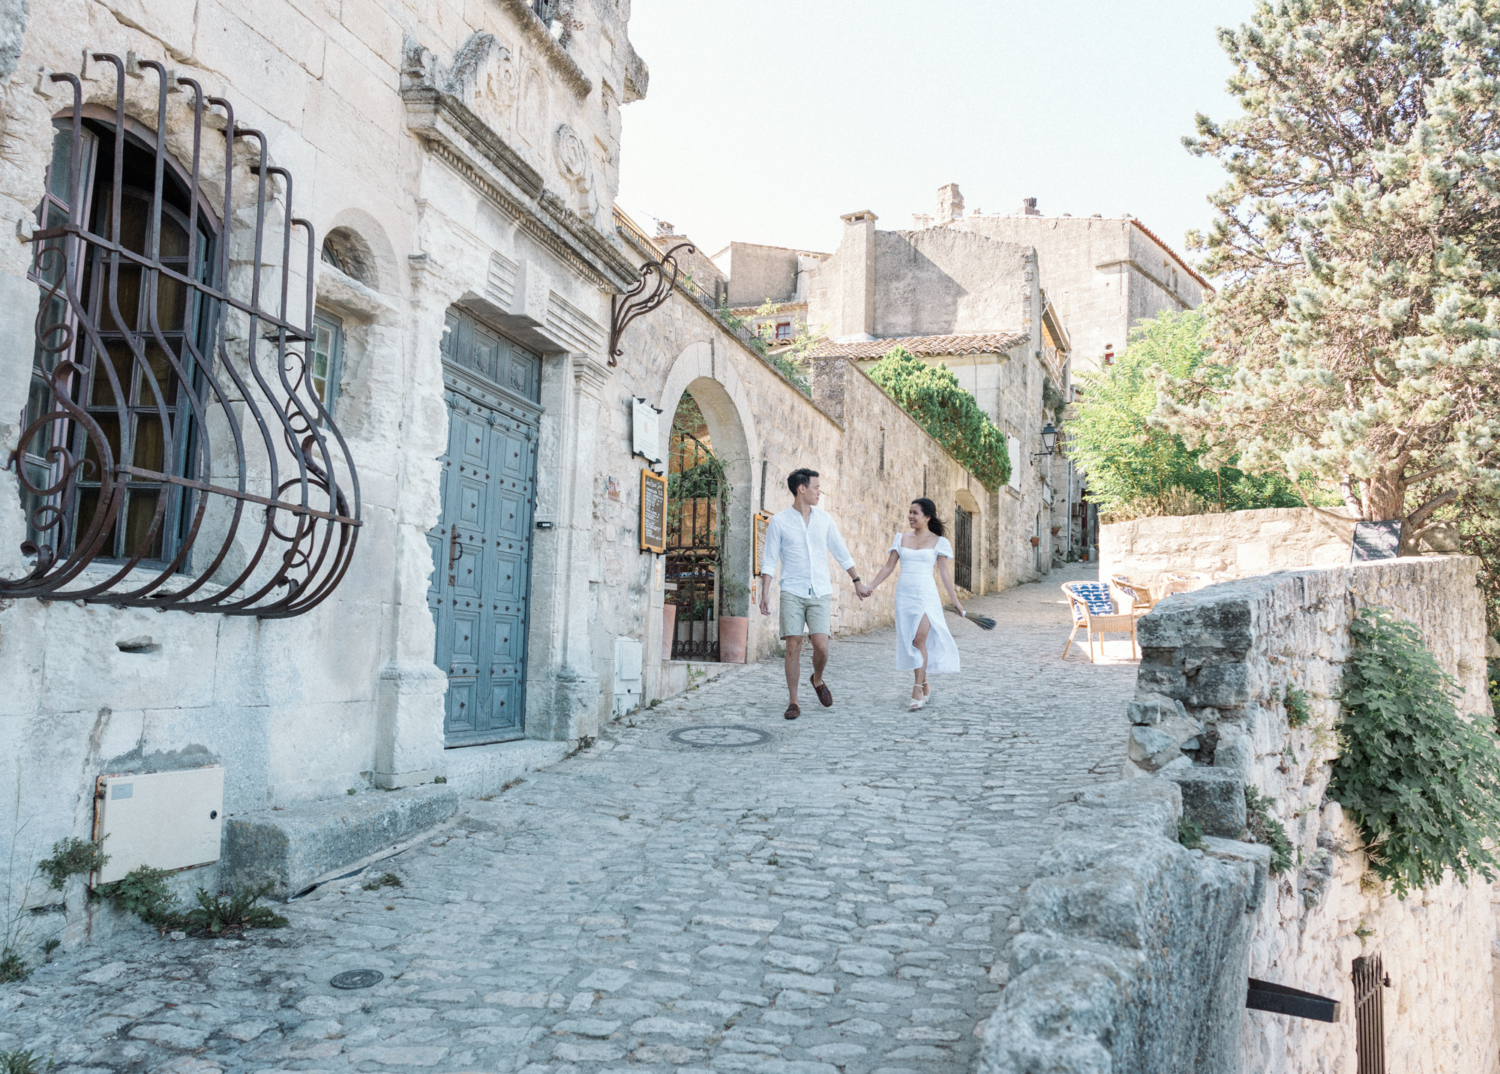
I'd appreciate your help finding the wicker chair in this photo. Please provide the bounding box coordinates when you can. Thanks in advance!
[1062,581,1139,662]
[1110,574,1158,617]
[1160,571,1212,596]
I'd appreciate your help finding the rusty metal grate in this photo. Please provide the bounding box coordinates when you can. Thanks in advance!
[4,56,360,617]
[1353,954,1389,1074]
[953,504,973,591]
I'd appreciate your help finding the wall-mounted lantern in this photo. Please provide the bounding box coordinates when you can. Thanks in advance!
[1031,424,1059,460]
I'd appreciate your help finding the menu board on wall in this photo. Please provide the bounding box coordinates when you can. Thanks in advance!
[640,469,667,554]
[753,511,771,575]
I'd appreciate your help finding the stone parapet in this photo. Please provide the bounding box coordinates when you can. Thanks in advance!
[1100,506,1354,586]
[978,780,1256,1074]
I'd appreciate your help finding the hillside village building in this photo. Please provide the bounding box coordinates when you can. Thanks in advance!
[0,0,1061,942]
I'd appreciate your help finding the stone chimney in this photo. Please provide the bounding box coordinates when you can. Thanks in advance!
[656,220,676,237]
[1022,198,1040,216]
[835,210,877,342]
[936,183,964,223]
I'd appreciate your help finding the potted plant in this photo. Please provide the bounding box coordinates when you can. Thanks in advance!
[1050,525,1061,536]
[717,578,750,664]
[1030,535,1041,547]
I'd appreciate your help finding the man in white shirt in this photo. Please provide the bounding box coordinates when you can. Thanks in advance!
[758,468,864,720]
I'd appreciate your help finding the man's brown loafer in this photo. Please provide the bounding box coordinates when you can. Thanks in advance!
[810,674,833,707]
[783,703,801,721]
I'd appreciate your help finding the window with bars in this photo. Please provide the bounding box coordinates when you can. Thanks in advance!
[25,119,214,565]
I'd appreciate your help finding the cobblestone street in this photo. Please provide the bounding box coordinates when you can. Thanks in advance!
[2,566,1135,1074]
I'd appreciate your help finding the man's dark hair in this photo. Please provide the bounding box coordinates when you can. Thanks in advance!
[787,468,819,497]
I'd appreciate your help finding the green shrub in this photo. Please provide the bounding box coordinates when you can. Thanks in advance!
[1177,816,1207,850]
[1285,685,1312,729]
[0,948,26,984]
[1244,786,1293,876]
[867,348,1011,489]
[183,886,288,936]
[0,1049,53,1074]
[1331,607,1500,896]
[36,838,107,891]
[95,866,178,928]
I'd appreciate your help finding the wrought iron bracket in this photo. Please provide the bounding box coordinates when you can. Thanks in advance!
[1246,977,1341,1022]
[607,241,694,366]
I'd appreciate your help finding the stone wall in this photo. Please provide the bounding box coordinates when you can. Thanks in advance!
[979,779,1260,1074]
[981,556,1498,1073]
[1126,558,1496,1073]
[1101,507,1353,586]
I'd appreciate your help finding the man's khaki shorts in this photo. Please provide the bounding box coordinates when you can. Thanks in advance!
[779,592,831,638]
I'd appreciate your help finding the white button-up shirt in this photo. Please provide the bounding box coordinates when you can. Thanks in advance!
[760,506,855,598]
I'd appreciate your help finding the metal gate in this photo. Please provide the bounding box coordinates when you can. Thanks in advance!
[953,505,973,591]
[666,428,721,661]
[427,309,541,747]
[1353,954,1388,1074]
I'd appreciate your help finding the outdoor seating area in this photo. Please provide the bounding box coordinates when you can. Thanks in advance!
[1061,580,1139,663]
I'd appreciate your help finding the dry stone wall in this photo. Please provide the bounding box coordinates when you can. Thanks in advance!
[981,556,1498,1074]
[1127,558,1496,1073]
[1101,507,1353,586]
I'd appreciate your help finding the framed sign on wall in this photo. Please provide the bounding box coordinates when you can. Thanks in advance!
[753,511,772,576]
[640,469,667,554]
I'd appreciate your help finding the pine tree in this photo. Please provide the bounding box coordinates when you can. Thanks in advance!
[1162,0,1500,551]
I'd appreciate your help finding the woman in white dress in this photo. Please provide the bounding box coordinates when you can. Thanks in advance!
[856,498,966,710]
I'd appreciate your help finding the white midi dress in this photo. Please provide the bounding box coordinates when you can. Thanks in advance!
[891,532,961,674]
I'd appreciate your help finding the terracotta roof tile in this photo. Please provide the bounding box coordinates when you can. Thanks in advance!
[809,331,1029,360]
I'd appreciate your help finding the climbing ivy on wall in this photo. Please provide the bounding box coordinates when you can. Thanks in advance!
[867,348,1012,490]
[1332,608,1500,896]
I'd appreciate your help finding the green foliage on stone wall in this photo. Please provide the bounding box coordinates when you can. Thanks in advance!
[1069,310,1307,521]
[1244,785,1294,876]
[867,348,1011,490]
[1332,608,1500,896]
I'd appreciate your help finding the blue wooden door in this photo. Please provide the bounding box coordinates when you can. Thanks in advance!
[428,311,541,747]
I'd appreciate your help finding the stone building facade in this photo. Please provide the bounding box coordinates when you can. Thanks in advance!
[799,207,1077,577]
[915,186,1210,373]
[0,0,1008,952]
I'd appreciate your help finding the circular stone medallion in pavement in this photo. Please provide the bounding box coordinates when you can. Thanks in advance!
[668,725,772,749]
[330,969,384,990]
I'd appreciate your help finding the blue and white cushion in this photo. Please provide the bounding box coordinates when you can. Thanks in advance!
[1064,582,1116,621]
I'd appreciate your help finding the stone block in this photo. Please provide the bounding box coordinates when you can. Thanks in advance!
[1127,726,1181,772]
[1201,837,1272,910]
[221,785,458,898]
[1188,663,1250,707]
[1127,691,1184,726]
[1164,767,1246,838]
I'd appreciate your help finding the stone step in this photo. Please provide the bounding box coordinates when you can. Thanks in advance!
[221,785,459,899]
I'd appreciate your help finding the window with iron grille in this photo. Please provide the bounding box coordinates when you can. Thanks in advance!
[5,57,361,617]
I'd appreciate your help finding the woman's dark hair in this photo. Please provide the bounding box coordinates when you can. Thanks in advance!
[912,498,945,537]
[787,468,819,496]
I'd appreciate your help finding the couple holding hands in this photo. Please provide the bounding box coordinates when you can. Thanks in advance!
[757,467,971,720]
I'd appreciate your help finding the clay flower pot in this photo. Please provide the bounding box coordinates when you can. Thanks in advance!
[662,603,678,653]
[1051,526,1061,536]
[718,616,749,664]
[1030,536,1041,547]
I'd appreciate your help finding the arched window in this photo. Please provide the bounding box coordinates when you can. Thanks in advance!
[24,116,216,563]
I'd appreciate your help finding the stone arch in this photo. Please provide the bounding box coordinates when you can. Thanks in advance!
[658,341,759,615]
[955,487,981,514]
[322,208,398,294]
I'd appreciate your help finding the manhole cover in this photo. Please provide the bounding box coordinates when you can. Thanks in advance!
[330,969,384,990]
[668,725,772,748]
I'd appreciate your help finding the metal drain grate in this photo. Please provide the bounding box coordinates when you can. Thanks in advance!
[667,725,772,748]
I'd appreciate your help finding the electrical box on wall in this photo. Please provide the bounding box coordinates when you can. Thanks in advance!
[94,766,224,883]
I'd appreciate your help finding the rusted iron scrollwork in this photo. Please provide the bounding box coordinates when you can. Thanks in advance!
[606,241,694,366]
[3,56,361,617]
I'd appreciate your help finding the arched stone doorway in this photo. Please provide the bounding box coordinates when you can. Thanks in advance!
[657,345,756,664]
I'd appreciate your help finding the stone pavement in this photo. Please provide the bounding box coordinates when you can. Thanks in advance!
[1,565,1135,1074]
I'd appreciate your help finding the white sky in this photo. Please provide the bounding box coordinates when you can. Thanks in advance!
[616,0,1254,265]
